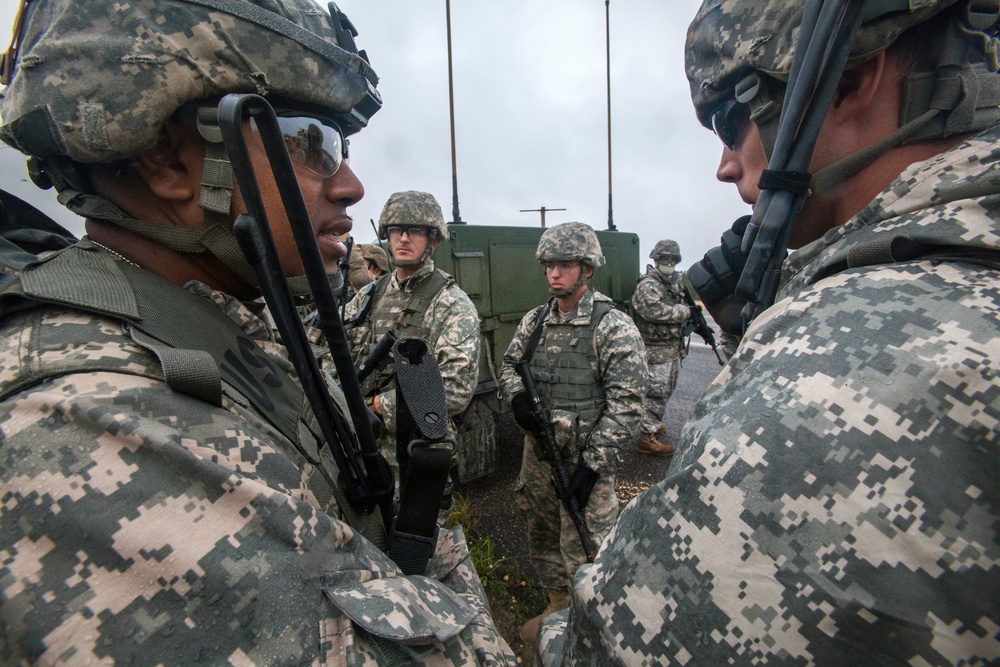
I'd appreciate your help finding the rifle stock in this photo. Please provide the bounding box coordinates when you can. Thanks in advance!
[515,359,596,563]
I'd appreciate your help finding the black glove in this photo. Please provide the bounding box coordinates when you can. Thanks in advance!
[563,461,599,509]
[688,215,752,336]
[511,392,541,435]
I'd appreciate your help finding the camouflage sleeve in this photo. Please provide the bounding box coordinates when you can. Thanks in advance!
[631,276,690,324]
[0,308,515,665]
[379,284,481,434]
[583,309,647,472]
[540,261,1000,665]
[498,306,545,401]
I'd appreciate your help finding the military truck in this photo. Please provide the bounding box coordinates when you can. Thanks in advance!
[432,223,642,484]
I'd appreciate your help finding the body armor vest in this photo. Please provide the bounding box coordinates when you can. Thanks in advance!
[0,242,387,547]
[528,300,613,414]
[633,273,685,346]
[354,268,452,396]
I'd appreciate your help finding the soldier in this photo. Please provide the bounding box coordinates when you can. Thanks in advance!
[499,222,646,646]
[537,0,1000,664]
[345,237,374,296]
[630,239,691,457]
[344,191,480,478]
[362,243,390,278]
[0,2,514,664]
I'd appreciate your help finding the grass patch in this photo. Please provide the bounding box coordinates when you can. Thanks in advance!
[449,493,546,662]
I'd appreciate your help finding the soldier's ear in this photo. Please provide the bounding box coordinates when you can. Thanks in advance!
[131,120,202,203]
[584,265,595,279]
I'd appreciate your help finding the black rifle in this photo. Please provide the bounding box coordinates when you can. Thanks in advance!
[356,329,397,387]
[515,359,596,563]
[682,285,726,366]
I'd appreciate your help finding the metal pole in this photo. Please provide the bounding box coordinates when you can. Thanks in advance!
[519,207,566,228]
[446,0,463,223]
[605,0,617,231]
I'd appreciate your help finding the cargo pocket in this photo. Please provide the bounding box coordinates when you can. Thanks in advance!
[322,569,475,645]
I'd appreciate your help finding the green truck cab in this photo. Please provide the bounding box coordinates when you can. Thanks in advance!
[432,223,642,484]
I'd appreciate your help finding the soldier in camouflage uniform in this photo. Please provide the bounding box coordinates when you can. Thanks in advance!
[344,191,480,477]
[630,239,691,457]
[0,2,514,664]
[499,222,646,646]
[362,243,390,278]
[538,0,1000,664]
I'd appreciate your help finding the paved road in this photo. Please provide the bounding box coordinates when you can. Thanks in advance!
[459,344,725,570]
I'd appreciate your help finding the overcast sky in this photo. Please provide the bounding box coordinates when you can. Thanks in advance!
[0,1,749,269]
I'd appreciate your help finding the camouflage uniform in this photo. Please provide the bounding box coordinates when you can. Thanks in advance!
[630,265,690,435]
[500,287,646,590]
[0,247,514,665]
[348,243,374,294]
[344,194,480,476]
[537,0,1000,662]
[0,1,513,664]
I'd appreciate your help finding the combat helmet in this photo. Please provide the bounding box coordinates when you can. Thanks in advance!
[651,239,682,263]
[361,244,389,273]
[377,191,448,267]
[686,0,1000,174]
[535,222,605,268]
[0,0,381,287]
[536,222,604,298]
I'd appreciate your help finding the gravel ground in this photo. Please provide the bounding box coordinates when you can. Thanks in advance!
[457,344,725,573]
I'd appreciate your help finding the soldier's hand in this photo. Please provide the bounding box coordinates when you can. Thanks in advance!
[688,215,753,336]
[511,392,541,435]
[563,461,599,509]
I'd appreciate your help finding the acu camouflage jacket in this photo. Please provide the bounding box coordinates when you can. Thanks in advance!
[0,242,514,666]
[538,124,1000,665]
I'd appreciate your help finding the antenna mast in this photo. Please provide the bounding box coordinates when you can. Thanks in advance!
[446,0,464,223]
[605,0,617,231]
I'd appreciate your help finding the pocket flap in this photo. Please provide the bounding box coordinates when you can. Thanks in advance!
[323,571,475,644]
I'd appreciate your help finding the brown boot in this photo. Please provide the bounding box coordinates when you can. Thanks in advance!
[637,431,675,457]
[519,587,571,645]
[655,423,667,437]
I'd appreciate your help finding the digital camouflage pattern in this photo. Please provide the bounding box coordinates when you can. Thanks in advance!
[650,239,682,261]
[537,123,1000,666]
[534,222,606,268]
[630,266,691,365]
[348,243,374,293]
[631,266,690,437]
[0,254,515,665]
[376,191,449,241]
[0,0,379,163]
[343,261,481,475]
[639,360,681,437]
[684,0,960,125]
[500,289,646,589]
[362,244,390,273]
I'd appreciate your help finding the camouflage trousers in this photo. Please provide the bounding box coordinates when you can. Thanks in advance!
[516,437,619,590]
[639,359,680,434]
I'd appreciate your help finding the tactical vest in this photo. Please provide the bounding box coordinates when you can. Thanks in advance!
[353,268,453,396]
[632,273,685,346]
[0,242,388,547]
[528,300,613,420]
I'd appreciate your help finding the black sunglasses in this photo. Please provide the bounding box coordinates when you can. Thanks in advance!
[710,99,750,150]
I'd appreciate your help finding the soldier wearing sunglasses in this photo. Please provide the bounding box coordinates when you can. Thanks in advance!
[0,1,513,664]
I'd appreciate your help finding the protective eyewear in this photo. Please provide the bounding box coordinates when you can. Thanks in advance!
[250,111,348,179]
[710,99,750,150]
[542,261,580,273]
[386,225,430,239]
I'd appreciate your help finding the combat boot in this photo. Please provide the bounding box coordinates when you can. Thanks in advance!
[655,423,667,437]
[519,587,571,645]
[637,431,675,457]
